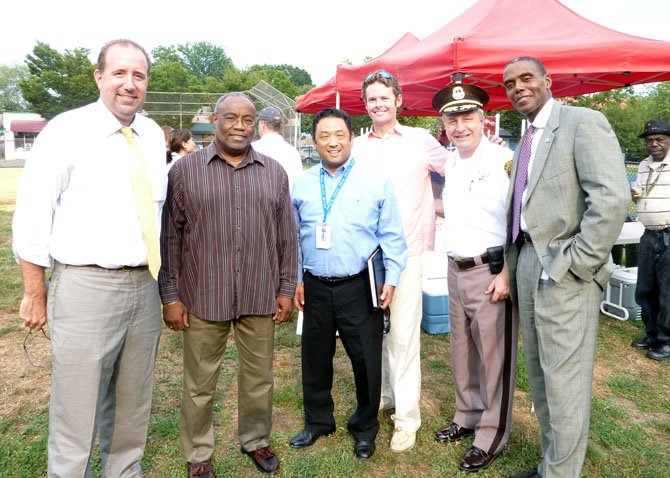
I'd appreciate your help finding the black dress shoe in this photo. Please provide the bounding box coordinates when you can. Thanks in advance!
[354,440,375,459]
[435,422,474,443]
[646,343,670,361]
[459,446,499,472]
[289,427,335,448]
[510,469,540,478]
[632,336,658,349]
[241,446,279,474]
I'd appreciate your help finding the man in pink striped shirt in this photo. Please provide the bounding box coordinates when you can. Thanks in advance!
[354,70,449,452]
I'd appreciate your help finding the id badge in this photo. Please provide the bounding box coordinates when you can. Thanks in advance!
[315,223,332,249]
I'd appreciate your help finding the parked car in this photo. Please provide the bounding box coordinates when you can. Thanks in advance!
[300,145,319,165]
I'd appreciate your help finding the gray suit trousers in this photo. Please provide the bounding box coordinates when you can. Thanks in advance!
[516,243,600,478]
[47,263,162,478]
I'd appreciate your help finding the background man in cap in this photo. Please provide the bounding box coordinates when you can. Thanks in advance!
[630,119,670,360]
[503,56,630,478]
[432,84,518,473]
[252,106,304,190]
[353,70,449,453]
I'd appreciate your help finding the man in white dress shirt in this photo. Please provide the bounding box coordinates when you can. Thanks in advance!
[252,106,304,190]
[432,84,517,473]
[12,39,166,477]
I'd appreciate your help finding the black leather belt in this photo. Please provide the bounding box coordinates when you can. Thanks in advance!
[308,269,366,285]
[448,253,489,270]
[646,226,670,235]
[515,232,533,248]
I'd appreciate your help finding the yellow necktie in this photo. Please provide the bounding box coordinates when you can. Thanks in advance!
[120,127,161,280]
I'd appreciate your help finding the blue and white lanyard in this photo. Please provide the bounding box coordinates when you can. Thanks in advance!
[320,159,355,223]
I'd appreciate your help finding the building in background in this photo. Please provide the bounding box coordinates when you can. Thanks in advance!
[0,112,47,160]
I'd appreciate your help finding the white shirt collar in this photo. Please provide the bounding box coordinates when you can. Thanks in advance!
[529,97,555,129]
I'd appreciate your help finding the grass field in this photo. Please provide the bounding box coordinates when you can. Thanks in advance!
[0,168,668,477]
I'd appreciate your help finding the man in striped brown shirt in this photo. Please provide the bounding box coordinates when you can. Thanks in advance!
[159,92,297,477]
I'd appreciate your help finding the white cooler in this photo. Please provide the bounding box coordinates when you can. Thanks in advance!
[600,266,641,321]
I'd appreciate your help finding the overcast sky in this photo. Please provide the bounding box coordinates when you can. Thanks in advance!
[2,0,668,86]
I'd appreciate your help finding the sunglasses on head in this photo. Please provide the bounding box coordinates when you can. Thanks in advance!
[364,70,394,82]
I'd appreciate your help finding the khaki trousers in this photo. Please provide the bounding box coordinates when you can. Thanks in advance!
[181,313,275,463]
[380,254,423,432]
[47,263,162,478]
[448,260,518,456]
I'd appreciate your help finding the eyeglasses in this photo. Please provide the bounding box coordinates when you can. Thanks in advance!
[23,328,51,369]
[216,114,256,128]
[364,70,394,83]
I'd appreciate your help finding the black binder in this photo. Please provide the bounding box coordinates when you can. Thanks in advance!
[366,246,385,310]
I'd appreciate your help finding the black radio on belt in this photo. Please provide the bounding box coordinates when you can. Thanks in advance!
[486,246,504,275]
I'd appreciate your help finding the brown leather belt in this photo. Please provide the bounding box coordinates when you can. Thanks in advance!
[448,253,489,270]
[76,264,148,272]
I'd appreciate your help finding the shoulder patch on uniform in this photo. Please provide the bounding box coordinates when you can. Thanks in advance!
[504,160,513,178]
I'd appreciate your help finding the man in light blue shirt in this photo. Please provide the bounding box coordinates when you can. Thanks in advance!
[290,108,407,460]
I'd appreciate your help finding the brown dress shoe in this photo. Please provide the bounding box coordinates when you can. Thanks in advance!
[187,459,216,478]
[459,446,499,472]
[435,422,474,442]
[242,446,280,474]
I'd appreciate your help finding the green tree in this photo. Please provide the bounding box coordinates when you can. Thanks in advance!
[645,81,670,122]
[0,64,29,112]
[19,42,98,119]
[246,66,305,99]
[152,42,234,80]
[148,61,201,92]
[565,87,648,160]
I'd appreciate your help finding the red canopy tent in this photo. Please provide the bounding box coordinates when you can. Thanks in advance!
[296,0,670,115]
[295,32,419,115]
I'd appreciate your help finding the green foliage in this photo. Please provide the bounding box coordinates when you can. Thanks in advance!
[152,42,234,80]
[148,61,200,93]
[646,82,670,120]
[148,42,314,103]
[565,87,648,160]
[0,64,29,112]
[497,108,525,137]
[401,116,441,136]
[19,42,98,120]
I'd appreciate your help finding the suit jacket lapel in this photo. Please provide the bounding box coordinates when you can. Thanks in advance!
[526,103,560,200]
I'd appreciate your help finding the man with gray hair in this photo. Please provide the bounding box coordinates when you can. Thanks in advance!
[432,83,518,473]
[13,39,166,477]
[160,92,297,476]
[252,106,304,190]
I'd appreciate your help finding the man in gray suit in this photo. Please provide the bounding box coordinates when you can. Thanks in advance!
[502,57,630,478]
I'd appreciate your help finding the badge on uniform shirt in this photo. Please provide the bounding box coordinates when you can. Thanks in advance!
[316,223,332,249]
